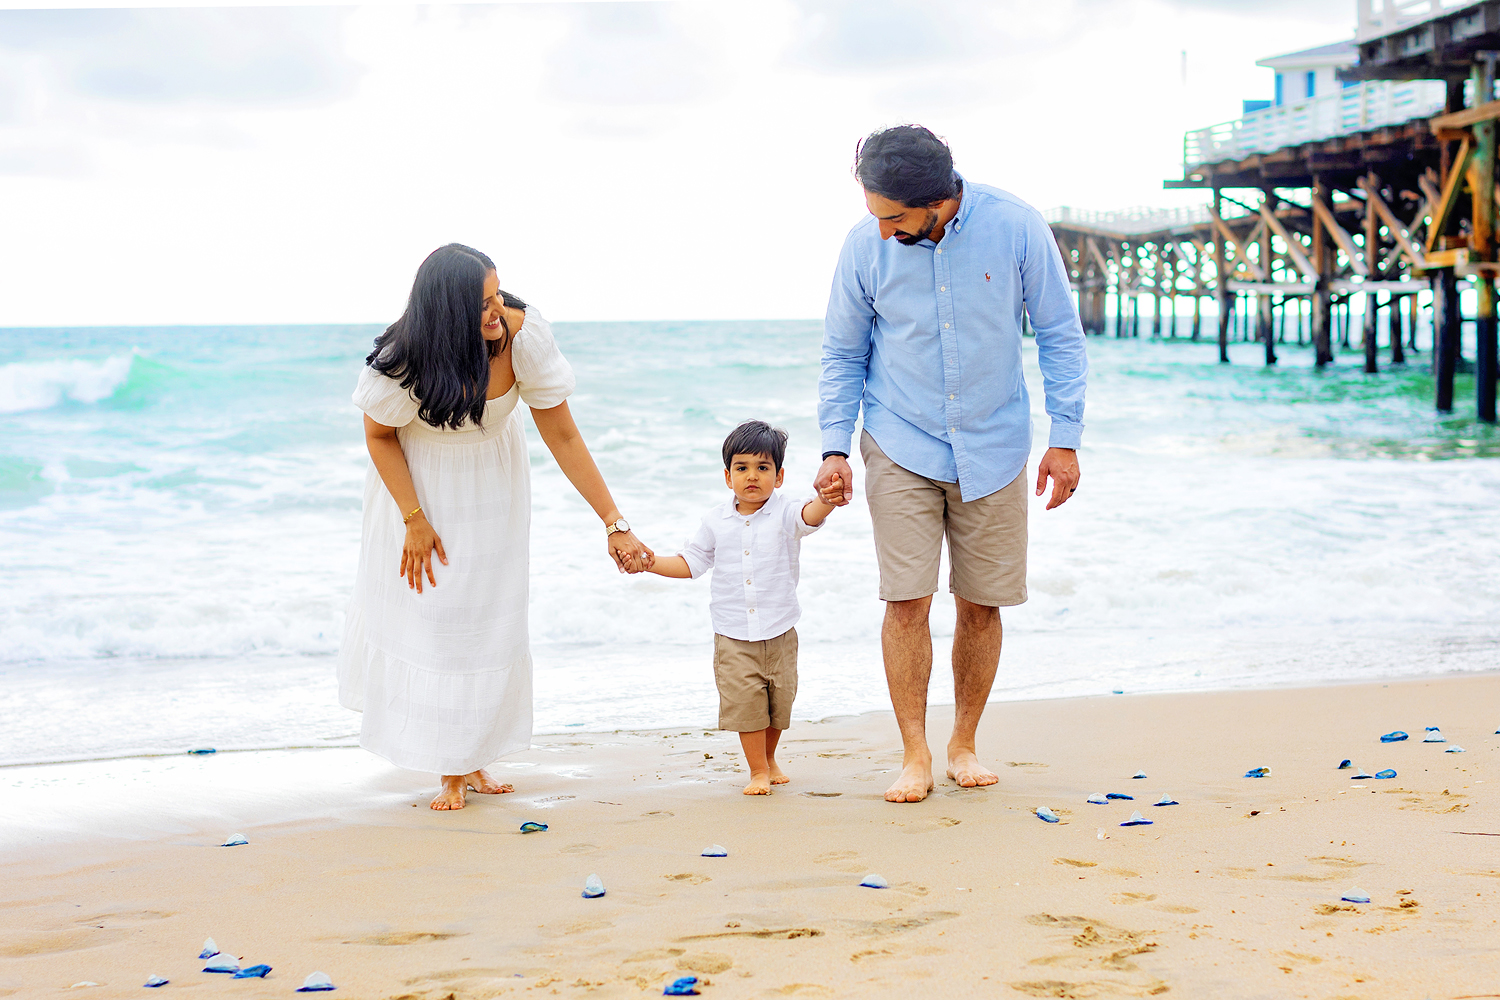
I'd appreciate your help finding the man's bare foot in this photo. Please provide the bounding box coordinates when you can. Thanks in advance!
[885,758,934,803]
[464,769,514,795]
[946,750,998,789]
[768,762,789,785]
[743,771,773,795]
[431,775,467,810]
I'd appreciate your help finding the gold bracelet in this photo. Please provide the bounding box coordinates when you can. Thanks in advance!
[403,505,423,524]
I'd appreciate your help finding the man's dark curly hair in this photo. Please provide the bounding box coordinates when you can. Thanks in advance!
[854,124,959,208]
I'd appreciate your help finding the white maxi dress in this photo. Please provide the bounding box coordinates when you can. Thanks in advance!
[338,310,575,775]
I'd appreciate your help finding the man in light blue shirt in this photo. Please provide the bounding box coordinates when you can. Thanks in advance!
[814,125,1087,804]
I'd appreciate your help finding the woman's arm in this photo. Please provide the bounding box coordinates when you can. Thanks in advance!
[529,401,654,573]
[364,415,447,592]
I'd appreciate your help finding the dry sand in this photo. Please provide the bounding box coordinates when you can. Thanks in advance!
[2,673,1497,999]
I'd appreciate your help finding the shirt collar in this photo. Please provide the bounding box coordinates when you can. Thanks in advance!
[720,491,780,519]
[923,172,969,247]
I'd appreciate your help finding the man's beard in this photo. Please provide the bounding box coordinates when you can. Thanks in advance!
[894,209,940,246]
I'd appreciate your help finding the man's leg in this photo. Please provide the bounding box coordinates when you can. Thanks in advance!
[883,595,935,802]
[947,597,1001,787]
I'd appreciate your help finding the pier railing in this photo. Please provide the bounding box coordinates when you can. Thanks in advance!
[1356,0,1481,42]
[1184,79,1446,168]
[1042,205,1215,237]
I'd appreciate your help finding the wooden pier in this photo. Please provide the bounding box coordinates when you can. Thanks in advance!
[1046,0,1500,423]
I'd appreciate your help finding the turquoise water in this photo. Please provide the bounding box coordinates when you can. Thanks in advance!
[1,323,1497,765]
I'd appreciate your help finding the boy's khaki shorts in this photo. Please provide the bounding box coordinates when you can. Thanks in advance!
[713,628,798,732]
[860,430,1028,607]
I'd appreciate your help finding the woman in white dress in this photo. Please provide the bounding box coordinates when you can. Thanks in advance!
[339,243,653,810]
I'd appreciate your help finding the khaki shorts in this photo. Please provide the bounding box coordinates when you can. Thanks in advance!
[861,430,1028,607]
[713,628,798,732]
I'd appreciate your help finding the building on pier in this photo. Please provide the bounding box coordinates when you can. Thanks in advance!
[1045,0,1500,423]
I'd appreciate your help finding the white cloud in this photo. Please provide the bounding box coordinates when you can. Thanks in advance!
[0,0,1375,326]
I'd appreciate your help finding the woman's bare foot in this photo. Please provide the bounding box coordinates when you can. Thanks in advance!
[767,761,790,785]
[743,770,773,795]
[431,775,468,810]
[464,769,514,795]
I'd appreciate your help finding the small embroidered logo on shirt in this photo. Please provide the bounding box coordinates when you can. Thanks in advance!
[984,272,991,282]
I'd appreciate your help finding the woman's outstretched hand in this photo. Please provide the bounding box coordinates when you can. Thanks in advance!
[400,513,448,592]
[609,530,654,574]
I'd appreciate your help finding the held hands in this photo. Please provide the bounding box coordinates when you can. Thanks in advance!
[608,529,655,574]
[814,455,854,506]
[400,513,448,592]
[1035,447,1081,510]
[816,473,846,507]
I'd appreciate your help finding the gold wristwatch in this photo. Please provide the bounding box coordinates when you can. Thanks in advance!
[605,518,630,536]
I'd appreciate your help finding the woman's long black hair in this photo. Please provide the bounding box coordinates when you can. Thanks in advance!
[366,243,528,430]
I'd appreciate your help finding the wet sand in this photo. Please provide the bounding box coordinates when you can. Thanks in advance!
[2,673,1497,999]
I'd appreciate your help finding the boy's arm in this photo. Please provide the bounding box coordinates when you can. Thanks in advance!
[801,473,845,527]
[647,555,693,578]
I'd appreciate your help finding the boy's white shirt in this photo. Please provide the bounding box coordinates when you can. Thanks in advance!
[679,490,821,642]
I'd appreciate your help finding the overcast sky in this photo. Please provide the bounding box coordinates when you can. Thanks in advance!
[0,0,1354,325]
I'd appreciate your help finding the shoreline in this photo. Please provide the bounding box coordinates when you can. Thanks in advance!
[3,672,1497,998]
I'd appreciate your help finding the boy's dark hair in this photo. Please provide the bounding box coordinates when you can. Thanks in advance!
[722,420,789,471]
[854,124,958,208]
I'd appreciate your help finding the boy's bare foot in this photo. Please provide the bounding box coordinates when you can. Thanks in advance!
[885,758,934,803]
[743,771,773,795]
[431,775,468,810]
[946,750,998,789]
[464,769,514,795]
[768,762,790,785]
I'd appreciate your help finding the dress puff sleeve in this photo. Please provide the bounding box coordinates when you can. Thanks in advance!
[353,364,421,428]
[512,308,576,409]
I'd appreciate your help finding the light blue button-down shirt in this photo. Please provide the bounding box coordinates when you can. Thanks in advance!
[819,176,1088,501]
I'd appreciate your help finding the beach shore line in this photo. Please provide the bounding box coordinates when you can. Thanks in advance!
[2,672,1497,999]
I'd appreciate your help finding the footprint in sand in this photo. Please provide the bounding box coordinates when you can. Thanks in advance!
[664,873,712,885]
[1025,914,1160,974]
[902,816,961,834]
[1054,859,1098,869]
[814,850,867,873]
[343,932,465,946]
[1109,893,1157,905]
[676,952,732,973]
[623,948,684,963]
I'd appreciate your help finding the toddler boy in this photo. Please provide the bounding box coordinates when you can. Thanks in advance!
[649,420,842,794]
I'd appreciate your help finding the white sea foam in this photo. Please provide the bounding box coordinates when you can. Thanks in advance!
[0,354,134,414]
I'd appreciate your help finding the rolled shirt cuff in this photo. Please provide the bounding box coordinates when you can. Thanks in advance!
[1047,421,1084,450]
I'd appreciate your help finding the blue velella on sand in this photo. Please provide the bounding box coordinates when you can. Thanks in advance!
[663,976,701,996]
[519,821,547,833]
[1105,792,1134,800]
[233,965,271,979]
[143,976,169,988]
[198,938,219,960]
[1244,767,1270,778]
[1423,727,1446,743]
[203,954,240,974]
[1379,731,1408,743]
[701,845,728,857]
[1337,759,1352,769]
[1374,769,1397,779]
[187,748,216,755]
[582,874,606,898]
[1086,793,1108,805]
[1445,746,1466,753]
[1350,769,1374,779]
[221,834,248,847]
[1120,811,1153,827]
[1131,771,1147,779]
[1035,806,1060,823]
[1153,794,1178,806]
[859,874,888,889]
[1341,889,1371,904]
[296,971,337,992]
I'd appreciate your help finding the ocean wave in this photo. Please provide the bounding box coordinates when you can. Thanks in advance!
[0,353,135,414]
